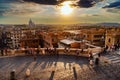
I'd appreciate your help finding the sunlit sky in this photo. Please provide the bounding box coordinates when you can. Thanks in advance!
[0,0,120,24]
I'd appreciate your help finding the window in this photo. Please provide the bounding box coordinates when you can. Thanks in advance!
[93,40,101,42]
[94,35,102,38]
[117,39,119,43]
[108,38,111,43]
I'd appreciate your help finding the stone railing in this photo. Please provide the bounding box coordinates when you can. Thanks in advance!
[5,47,102,57]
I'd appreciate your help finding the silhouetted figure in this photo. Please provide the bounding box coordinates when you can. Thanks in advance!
[1,49,4,56]
[95,58,99,66]
[64,47,68,53]
[114,44,118,51]
[98,52,101,58]
[5,48,7,56]
[76,49,79,60]
[54,48,58,56]
[76,49,79,56]
[89,59,93,66]
[118,43,120,49]
[105,45,108,53]
[33,53,37,61]
[32,49,37,61]
[25,49,28,55]
[48,48,52,55]
[81,49,84,53]
[46,47,49,55]
[116,44,119,50]
[36,48,40,55]
[89,51,93,60]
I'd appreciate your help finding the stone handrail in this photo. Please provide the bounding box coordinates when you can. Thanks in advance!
[5,47,102,57]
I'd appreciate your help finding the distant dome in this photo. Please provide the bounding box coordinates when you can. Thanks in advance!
[29,19,35,27]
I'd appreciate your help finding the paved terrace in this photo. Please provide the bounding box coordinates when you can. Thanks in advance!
[0,50,120,80]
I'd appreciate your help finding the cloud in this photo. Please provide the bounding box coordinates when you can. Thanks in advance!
[103,1,120,8]
[78,14,100,17]
[102,0,120,13]
[92,14,100,16]
[23,0,104,8]
[77,0,104,8]
[106,8,120,13]
[3,2,44,16]
[0,3,11,16]
[23,0,58,5]
[0,0,23,3]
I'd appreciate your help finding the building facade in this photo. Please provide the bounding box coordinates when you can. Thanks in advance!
[20,29,40,48]
[10,26,22,49]
[39,31,59,48]
[82,28,105,46]
[105,28,120,46]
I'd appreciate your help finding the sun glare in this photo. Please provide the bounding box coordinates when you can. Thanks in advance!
[60,1,73,15]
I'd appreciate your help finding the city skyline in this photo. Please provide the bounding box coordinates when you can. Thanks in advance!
[0,0,120,24]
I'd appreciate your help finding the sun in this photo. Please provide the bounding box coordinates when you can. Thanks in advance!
[60,1,73,15]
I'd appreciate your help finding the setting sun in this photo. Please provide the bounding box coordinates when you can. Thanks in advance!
[60,1,73,15]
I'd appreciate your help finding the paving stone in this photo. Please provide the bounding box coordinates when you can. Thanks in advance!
[0,51,120,80]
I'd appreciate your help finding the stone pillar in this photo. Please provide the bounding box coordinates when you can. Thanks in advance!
[10,70,16,80]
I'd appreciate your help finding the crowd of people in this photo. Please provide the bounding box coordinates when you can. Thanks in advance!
[1,43,120,65]
[88,43,120,67]
[0,48,7,56]
[103,43,120,54]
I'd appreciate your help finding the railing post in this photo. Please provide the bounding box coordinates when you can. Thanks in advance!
[10,70,16,80]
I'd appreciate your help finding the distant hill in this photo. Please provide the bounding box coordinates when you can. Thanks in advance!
[95,23,120,27]
[0,23,120,27]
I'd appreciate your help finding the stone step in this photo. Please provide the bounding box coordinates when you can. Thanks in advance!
[109,57,120,60]
[112,60,120,64]
[106,56,118,59]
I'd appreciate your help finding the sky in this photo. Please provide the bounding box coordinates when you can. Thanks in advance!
[0,0,120,24]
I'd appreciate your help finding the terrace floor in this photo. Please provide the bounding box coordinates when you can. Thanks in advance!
[0,51,120,80]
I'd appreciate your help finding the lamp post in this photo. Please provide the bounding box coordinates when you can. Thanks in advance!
[101,34,105,47]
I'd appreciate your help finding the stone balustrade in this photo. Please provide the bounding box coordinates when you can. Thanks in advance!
[4,47,102,57]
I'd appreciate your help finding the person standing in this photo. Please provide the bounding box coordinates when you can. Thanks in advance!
[95,57,99,66]
[4,48,7,56]
[36,48,40,55]
[98,52,101,58]
[33,48,37,61]
[1,49,4,56]
[33,53,37,61]
[89,50,94,66]
[89,51,93,60]
[76,49,79,56]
